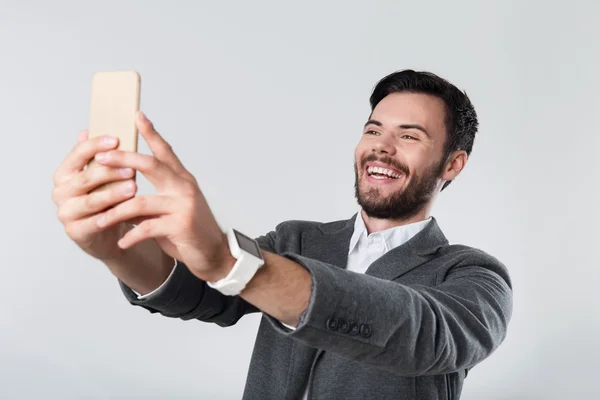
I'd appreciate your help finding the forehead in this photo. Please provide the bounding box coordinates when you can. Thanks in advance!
[371,92,447,137]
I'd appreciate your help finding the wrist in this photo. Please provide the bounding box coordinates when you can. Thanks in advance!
[205,229,265,296]
[102,237,174,295]
[205,234,237,283]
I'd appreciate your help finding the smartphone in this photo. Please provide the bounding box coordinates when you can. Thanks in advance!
[87,70,141,193]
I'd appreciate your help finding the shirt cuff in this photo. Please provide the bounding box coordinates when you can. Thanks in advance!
[132,259,179,299]
[280,321,297,331]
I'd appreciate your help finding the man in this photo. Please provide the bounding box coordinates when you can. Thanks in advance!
[52,69,512,399]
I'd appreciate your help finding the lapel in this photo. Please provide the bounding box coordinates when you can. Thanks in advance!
[299,212,449,281]
[299,214,357,269]
[365,216,448,280]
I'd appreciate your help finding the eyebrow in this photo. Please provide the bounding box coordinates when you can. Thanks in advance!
[364,119,431,138]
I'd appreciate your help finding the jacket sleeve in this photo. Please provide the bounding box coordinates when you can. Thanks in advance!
[264,251,513,376]
[118,231,277,327]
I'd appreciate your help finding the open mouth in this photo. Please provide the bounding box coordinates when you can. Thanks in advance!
[365,165,403,182]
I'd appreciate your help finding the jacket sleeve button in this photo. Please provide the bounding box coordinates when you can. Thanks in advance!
[338,319,350,333]
[360,324,372,338]
[326,317,339,331]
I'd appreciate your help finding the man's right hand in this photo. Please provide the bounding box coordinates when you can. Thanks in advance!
[52,130,139,262]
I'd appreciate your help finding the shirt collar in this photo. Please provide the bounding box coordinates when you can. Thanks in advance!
[348,211,432,254]
[348,212,367,254]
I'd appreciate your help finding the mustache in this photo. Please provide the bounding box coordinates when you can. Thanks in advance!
[361,153,409,176]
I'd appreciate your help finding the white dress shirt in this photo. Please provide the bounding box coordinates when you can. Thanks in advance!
[136,212,431,399]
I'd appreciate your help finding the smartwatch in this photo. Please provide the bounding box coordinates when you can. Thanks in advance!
[207,228,265,296]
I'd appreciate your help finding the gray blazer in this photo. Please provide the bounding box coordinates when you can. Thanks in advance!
[120,214,513,399]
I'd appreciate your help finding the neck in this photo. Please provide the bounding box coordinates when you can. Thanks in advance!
[360,207,431,235]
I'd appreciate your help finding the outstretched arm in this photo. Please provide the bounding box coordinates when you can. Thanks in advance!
[236,248,512,376]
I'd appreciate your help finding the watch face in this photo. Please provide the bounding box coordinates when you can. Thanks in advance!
[234,230,263,259]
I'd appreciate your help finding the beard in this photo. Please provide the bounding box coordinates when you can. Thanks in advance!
[354,153,445,221]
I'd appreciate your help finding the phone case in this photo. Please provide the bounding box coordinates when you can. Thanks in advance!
[87,70,141,193]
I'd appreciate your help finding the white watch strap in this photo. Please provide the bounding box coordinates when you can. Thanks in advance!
[206,229,264,296]
[207,255,262,295]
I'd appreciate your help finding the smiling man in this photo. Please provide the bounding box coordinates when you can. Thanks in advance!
[53,69,512,399]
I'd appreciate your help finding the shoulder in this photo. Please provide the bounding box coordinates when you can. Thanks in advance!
[255,216,353,253]
[275,217,351,235]
[438,244,503,266]
[436,243,512,288]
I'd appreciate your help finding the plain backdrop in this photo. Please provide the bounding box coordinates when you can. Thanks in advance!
[1,0,598,399]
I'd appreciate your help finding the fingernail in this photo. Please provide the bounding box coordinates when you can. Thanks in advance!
[121,181,135,194]
[138,111,148,123]
[95,152,108,161]
[78,130,88,143]
[119,168,133,177]
[97,214,105,227]
[104,136,117,145]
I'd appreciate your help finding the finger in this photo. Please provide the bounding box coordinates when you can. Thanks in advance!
[54,135,120,186]
[136,111,189,175]
[64,214,106,243]
[94,150,172,187]
[78,129,89,143]
[96,195,174,229]
[117,217,168,249]
[57,179,137,223]
[53,165,135,204]
[128,216,152,226]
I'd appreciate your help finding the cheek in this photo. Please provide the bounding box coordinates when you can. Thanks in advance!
[402,147,431,170]
[354,145,365,166]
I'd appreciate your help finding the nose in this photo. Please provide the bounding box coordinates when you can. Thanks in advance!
[371,136,396,156]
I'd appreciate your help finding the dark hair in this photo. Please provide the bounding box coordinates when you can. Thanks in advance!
[369,69,478,191]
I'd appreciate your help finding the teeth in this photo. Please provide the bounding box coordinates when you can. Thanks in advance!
[367,166,400,179]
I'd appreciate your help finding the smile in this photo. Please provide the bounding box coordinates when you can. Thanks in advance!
[367,165,401,179]
[364,167,405,186]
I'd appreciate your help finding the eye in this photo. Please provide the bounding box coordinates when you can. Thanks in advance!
[364,130,380,135]
[401,134,418,140]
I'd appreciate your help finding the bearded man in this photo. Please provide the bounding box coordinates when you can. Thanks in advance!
[53,69,513,400]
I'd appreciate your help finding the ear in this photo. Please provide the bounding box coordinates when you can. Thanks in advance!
[441,150,468,182]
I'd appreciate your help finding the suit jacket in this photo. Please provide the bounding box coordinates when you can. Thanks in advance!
[120,214,513,399]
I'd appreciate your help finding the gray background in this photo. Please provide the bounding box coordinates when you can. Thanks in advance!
[1,0,598,399]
